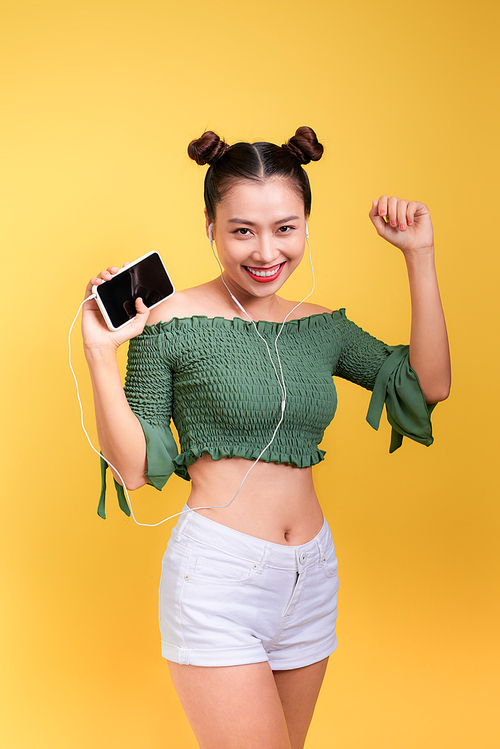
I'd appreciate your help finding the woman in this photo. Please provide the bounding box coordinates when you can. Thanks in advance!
[82,127,450,749]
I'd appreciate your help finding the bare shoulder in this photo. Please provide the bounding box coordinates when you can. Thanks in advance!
[284,300,333,319]
[146,281,223,325]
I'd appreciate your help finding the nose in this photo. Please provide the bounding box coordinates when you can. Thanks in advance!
[251,233,281,265]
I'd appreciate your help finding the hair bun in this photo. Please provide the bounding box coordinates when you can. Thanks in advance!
[187,131,229,165]
[282,126,324,165]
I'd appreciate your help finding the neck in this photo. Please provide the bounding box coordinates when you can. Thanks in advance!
[212,275,289,322]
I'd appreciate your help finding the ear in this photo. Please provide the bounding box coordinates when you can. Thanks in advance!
[204,209,212,239]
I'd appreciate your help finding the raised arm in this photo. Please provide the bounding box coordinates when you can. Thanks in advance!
[369,196,451,403]
[82,265,152,489]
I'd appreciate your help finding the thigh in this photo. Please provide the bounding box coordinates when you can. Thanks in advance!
[168,660,291,749]
[273,657,329,749]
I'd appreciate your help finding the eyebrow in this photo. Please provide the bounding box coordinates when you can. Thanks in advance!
[227,215,300,226]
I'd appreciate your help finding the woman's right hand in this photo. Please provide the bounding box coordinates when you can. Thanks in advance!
[82,264,151,356]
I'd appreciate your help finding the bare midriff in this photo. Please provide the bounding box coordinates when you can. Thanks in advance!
[187,453,324,546]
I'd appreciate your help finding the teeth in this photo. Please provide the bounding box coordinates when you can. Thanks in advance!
[247,265,280,277]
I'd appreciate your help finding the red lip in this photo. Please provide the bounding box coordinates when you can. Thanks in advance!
[243,263,285,283]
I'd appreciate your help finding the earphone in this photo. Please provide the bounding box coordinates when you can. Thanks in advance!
[202,219,315,505]
[69,220,315,526]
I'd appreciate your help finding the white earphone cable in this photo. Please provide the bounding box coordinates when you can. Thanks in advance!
[70,225,315,526]
[203,222,315,511]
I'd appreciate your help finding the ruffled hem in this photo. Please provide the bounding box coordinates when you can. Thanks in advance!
[173,445,327,472]
[140,309,348,337]
[98,439,327,519]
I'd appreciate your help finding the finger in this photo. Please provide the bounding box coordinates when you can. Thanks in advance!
[369,199,387,234]
[84,276,102,302]
[89,267,116,288]
[413,201,429,219]
[377,195,388,219]
[387,196,398,227]
[369,198,379,220]
[90,276,105,287]
[132,297,151,330]
[135,297,149,314]
[99,266,120,282]
[397,200,409,231]
[407,201,418,226]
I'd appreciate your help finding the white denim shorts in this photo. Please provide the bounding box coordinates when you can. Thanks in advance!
[159,506,339,669]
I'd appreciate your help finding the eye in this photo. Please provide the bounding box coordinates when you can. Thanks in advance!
[277,225,295,233]
[232,228,252,236]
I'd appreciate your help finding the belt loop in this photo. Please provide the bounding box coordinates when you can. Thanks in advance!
[175,506,192,538]
[317,538,326,567]
[254,543,271,574]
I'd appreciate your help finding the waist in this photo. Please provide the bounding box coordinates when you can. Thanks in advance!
[173,505,334,569]
[187,455,323,545]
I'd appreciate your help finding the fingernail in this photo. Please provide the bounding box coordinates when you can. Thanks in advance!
[379,209,385,215]
[390,221,397,227]
[400,224,406,230]
[407,220,413,226]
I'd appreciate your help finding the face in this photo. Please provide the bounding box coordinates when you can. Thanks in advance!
[206,177,306,301]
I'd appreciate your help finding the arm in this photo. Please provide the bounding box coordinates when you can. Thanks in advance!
[82,265,152,490]
[369,197,451,403]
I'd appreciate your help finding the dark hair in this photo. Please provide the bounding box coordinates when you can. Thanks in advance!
[187,126,324,221]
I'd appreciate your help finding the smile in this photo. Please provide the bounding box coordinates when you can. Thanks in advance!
[243,263,285,283]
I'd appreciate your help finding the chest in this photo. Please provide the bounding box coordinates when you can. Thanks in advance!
[168,326,339,433]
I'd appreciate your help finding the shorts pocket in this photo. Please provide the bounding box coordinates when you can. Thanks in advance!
[188,547,255,585]
[194,555,249,581]
[323,559,339,579]
[321,541,339,580]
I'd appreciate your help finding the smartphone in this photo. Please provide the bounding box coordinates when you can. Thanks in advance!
[92,251,175,331]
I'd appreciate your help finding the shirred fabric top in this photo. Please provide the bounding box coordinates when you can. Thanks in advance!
[98,309,435,518]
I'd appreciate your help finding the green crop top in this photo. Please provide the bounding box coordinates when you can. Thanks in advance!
[98,309,436,518]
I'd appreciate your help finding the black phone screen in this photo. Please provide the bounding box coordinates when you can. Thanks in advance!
[96,252,174,329]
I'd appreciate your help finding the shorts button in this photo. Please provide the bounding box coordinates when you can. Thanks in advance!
[299,552,307,564]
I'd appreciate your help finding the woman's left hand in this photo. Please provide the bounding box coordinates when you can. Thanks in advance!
[369,196,434,257]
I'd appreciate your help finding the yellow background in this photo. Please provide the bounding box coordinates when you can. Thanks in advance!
[1,0,499,747]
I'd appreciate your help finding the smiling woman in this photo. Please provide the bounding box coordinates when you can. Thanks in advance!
[208,179,306,297]
[82,126,450,749]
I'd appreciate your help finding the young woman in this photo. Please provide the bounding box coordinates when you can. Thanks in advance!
[82,127,450,749]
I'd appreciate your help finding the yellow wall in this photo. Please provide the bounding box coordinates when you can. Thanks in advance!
[1,0,498,747]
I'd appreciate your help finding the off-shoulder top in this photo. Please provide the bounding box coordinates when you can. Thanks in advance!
[98,309,436,518]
